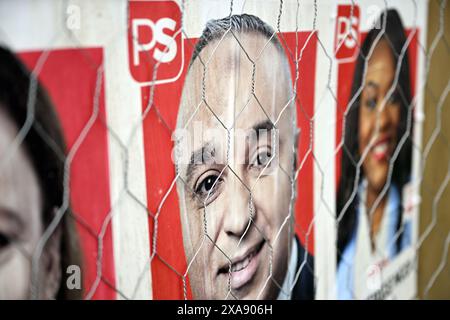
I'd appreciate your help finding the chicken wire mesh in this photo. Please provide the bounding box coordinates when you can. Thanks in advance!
[0,0,448,300]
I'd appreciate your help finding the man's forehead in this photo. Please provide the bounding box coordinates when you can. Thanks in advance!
[181,33,293,128]
[186,101,274,132]
[196,32,280,67]
[180,111,273,158]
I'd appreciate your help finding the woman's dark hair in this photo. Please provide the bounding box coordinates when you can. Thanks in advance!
[0,47,83,299]
[337,9,413,261]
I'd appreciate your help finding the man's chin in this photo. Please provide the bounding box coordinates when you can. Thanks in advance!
[196,283,269,300]
[229,281,278,300]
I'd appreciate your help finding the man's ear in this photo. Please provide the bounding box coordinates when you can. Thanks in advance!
[40,213,62,299]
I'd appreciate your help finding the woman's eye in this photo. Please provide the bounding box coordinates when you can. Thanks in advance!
[365,97,377,110]
[388,91,400,105]
[0,233,10,249]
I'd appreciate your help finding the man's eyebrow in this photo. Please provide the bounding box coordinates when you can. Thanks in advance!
[251,119,275,133]
[184,121,275,185]
[248,120,276,142]
[185,142,216,186]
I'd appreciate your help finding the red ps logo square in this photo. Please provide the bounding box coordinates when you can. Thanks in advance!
[128,0,183,84]
[334,5,360,61]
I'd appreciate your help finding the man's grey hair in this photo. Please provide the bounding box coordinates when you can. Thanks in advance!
[184,14,296,132]
[190,14,284,66]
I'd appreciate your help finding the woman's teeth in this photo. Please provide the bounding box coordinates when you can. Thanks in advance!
[373,142,388,155]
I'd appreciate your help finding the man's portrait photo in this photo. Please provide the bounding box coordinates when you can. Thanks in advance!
[173,14,315,300]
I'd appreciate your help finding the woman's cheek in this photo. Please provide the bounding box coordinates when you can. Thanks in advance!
[390,104,401,129]
[0,250,31,299]
[359,118,371,156]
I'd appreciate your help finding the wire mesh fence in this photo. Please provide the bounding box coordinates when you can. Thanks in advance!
[0,0,448,300]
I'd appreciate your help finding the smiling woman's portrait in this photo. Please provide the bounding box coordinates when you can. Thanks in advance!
[174,14,315,300]
[336,9,414,299]
[0,47,82,299]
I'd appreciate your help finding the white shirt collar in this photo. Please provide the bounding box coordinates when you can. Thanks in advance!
[277,237,298,300]
[354,179,393,298]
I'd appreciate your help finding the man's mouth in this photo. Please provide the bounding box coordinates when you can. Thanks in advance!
[218,239,265,291]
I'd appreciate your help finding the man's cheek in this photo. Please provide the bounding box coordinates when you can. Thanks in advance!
[204,203,224,239]
[183,205,206,257]
[253,175,276,196]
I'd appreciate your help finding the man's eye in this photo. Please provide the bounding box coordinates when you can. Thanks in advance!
[196,174,220,195]
[256,151,272,167]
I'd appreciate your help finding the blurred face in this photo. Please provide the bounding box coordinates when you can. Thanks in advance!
[176,33,296,299]
[0,106,60,299]
[359,39,401,195]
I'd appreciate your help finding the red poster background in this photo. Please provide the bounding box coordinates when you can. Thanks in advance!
[19,48,116,299]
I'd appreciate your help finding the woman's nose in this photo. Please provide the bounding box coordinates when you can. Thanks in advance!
[376,101,392,132]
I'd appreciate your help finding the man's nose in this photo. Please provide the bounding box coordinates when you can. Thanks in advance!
[223,177,254,239]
